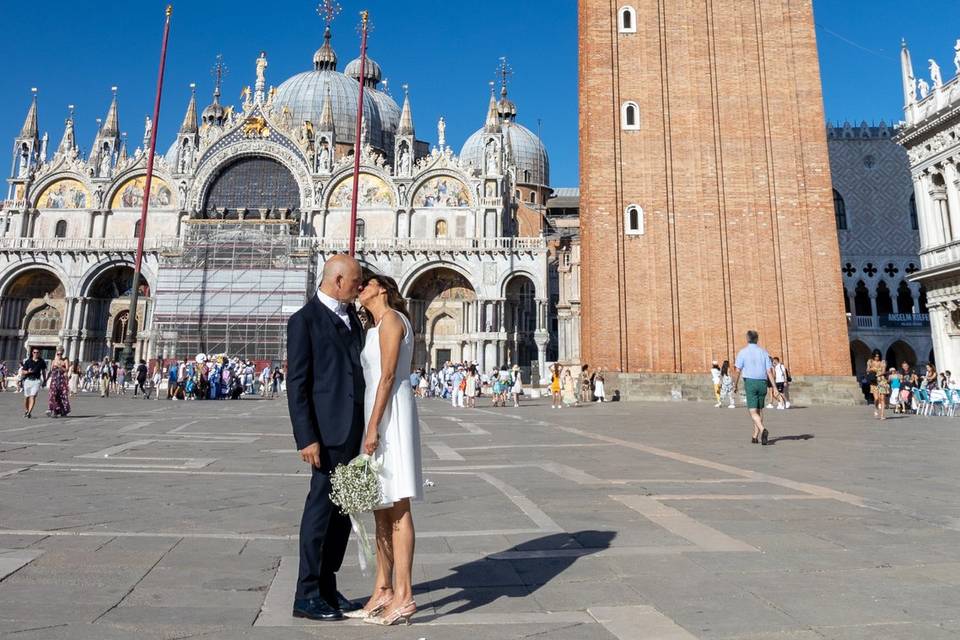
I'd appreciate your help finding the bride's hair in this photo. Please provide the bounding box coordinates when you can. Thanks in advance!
[363,274,410,321]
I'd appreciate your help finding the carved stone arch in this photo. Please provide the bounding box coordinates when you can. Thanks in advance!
[399,259,475,298]
[77,258,155,300]
[105,167,178,211]
[321,166,398,210]
[29,171,93,210]
[498,267,543,299]
[408,170,475,209]
[0,262,72,299]
[192,139,313,213]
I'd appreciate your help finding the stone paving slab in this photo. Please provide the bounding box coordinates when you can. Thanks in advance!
[3,393,960,639]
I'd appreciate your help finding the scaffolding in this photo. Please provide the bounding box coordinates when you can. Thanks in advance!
[152,223,312,365]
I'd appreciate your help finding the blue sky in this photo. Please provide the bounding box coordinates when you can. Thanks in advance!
[3,1,957,188]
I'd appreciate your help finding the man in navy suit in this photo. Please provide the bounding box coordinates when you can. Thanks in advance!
[287,254,366,621]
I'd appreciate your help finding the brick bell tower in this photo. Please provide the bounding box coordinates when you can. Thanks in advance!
[578,0,852,386]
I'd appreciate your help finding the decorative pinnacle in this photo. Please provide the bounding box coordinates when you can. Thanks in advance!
[211,54,227,99]
[317,0,341,26]
[165,4,172,17]
[360,9,368,25]
[498,56,513,96]
[112,86,118,95]
[31,87,38,95]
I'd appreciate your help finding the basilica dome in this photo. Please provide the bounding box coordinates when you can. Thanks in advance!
[272,31,399,151]
[461,120,549,186]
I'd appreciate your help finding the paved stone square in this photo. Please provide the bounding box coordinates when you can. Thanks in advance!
[1,391,960,639]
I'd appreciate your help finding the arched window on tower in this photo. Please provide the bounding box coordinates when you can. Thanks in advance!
[435,219,448,239]
[833,189,847,230]
[909,194,919,231]
[54,220,67,238]
[625,205,644,235]
[622,102,640,130]
[528,191,537,204]
[618,6,637,33]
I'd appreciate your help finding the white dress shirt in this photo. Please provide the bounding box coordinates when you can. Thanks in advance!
[317,290,351,329]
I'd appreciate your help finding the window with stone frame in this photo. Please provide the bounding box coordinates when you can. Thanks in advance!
[625,205,644,235]
[833,189,847,230]
[54,219,67,238]
[618,6,637,33]
[622,102,640,130]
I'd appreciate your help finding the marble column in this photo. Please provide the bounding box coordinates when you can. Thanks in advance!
[945,164,960,240]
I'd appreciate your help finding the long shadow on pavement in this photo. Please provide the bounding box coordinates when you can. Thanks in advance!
[766,434,814,445]
[414,530,616,617]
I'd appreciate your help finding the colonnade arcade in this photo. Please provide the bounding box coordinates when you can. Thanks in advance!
[401,267,546,375]
[0,262,152,364]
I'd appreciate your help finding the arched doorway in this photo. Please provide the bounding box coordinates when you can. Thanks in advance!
[0,268,66,361]
[504,275,539,372]
[406,267,476,369]
[83,266,150,362]
[885,340,917,370]
[849,339,872,377]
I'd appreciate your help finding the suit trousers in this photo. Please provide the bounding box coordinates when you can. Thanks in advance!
[296,402,364,600]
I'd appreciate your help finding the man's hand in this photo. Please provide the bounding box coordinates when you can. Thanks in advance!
[299,442,322,469]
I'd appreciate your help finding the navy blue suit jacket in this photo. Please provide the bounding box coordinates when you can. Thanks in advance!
[286,295,365,451]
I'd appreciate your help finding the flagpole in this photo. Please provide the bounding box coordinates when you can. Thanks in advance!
[348,10,369,257]
[121,4,173,370]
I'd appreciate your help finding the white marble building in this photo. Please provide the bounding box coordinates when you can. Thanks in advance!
[896,38,960,376]
[828,121,931,375]
[1,25,552,377]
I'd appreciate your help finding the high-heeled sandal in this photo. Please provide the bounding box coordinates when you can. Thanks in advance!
[364,600,416,626]
[343,594,392,619]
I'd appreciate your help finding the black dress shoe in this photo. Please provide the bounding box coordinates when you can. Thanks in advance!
[751,437,759,444]
[325,591,362,613]
[292,598,343,621]
[760,429,769,445]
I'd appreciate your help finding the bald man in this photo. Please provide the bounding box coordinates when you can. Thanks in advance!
[287,254,366,621]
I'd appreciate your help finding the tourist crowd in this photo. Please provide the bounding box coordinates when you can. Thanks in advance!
[2,350,286,418]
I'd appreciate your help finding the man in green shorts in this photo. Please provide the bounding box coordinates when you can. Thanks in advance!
[733,330,781,445]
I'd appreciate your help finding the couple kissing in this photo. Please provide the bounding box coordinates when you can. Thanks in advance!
[287,254,424,626]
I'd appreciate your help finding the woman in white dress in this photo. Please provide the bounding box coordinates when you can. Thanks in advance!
[351,274,423,626]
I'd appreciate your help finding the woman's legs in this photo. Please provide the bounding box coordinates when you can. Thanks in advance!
[386,499,416,610]
[364,509,395,610]
[877,393,886,419]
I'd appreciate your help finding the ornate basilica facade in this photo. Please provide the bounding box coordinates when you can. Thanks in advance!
[897,37,960,378]
[1,26,552,377]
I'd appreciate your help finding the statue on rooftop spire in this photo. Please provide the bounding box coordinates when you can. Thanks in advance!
[930,58,943,88]
[954,39,960,75]
[438,116,446,149]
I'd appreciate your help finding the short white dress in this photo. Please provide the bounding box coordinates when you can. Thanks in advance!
[361,310,424,509]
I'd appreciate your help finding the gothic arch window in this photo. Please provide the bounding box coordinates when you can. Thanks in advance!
[54,220,67,238]
[528,191,537,204]
[625,205,644,235]
[618,5,637,33]
[355,218,366,239]
[202,156,300,218]
[133,220,141,238]
[833,189,847,230]
[853,280,871,316]
[435,219,448,238]
[622,102,640,130]
[896,280,914,313]
[876,280,894,316]
[909,194,919,231]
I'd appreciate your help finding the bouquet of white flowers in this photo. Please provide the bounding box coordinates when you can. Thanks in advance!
[329,454,382,573]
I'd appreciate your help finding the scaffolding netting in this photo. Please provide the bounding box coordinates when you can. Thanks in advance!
[153,223,311,364]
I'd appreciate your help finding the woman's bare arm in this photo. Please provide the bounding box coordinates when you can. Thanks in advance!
[364,311,405,447]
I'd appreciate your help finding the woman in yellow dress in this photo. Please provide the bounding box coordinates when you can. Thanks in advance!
[550,363,562,409]
[866,349,888,420]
